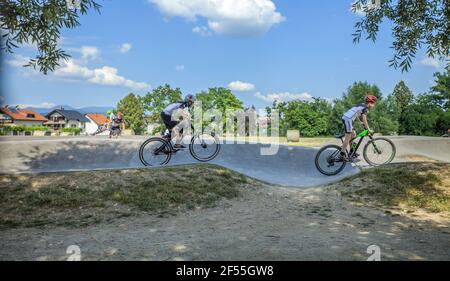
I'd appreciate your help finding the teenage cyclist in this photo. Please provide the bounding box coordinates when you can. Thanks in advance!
[109,111,125,139]
[160,95,196,149]
[340,95,378,160]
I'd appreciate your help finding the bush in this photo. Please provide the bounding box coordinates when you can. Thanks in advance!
[0,125,48,135]
[62,128,81,135]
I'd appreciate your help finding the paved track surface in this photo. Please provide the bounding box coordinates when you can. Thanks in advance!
[0,136,448,187]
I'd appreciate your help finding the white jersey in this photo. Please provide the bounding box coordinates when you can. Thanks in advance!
[343,103,369,121]
[163,102,185,115]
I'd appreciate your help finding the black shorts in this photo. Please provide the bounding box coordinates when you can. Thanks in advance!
[161,112,179,130]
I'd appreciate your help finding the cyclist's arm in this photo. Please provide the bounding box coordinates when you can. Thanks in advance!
[361,114,370,131]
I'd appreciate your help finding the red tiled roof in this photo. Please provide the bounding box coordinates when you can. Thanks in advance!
[86,113,109,125]
[0,107,48,122]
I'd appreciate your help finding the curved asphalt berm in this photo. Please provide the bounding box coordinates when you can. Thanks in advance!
[0,136,448,187]
[0,137,358,187]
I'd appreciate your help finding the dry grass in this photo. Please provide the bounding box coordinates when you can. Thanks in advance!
[398,154,438,162]
[339,163,450,214]
[0,164,258,229]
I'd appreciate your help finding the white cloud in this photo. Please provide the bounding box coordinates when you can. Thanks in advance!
[120,43,132,53]
[54,59,94,78]
[80,46,100,61]
[150,0,285,37]
[7,45,150,91]
[175,65,185,71]
[255,92,313,103]
[89,66,150,90]
[5,54,31,67]
[54,60,150,90]
[420,57,441,69]
[15,102,57,109]
[192,26,212,36]
[228,81,255,91]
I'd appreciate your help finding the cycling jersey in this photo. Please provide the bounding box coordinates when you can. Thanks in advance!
[163,102,185,116]
[342,103,369,121]
[110,117,123,129]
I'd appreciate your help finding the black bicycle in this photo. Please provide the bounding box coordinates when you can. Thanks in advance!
[139,127,221,166]
[315,129,396,176]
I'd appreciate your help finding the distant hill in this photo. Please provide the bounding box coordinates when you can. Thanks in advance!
[25,105,112,115]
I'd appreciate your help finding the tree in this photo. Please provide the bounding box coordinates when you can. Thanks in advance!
[117,93,145,135]
[141,84,183,134]
[283,99,332,137]
[352,0,449,72]
[392,81,414,114]
[196,87,243,113]
[196,87,244,134]
[430,67,450,110]
[0,0,101,74]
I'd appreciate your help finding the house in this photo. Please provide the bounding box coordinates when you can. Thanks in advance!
[44,108,89,133]
[0,106,48,126]
[85,113,109,135]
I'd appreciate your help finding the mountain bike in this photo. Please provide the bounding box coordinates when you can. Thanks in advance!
[315,129,396,176]
[139,126,221,166]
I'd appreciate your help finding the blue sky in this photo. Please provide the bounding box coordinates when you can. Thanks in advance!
[1,0,446,110]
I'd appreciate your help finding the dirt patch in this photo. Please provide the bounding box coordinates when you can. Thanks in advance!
[0,163,449,260]
[398,154,438,162]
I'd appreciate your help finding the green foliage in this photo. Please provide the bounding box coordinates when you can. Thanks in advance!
[0,0,101,74]
[141,84,183,134]
[352,0,449,72]
[117,93,145,135]
[0,125,48,135]
[273,98,332,137]
[62,127,81,135]
[392,81,414,114]
[430,68,450,110]
[196,87,244,113]
[399,94,441,136]
[196,87,244,134]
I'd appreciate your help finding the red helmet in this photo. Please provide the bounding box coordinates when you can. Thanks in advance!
[365,95,378,104]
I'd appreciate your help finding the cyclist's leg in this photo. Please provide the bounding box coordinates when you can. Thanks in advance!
[341,119,353,157]
[173,119,189,147]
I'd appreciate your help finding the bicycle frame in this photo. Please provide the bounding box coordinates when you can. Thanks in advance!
[339,129,372,158]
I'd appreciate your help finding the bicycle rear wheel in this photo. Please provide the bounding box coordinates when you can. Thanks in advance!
[189,133,221,162]
[139,137,172,166]
[315,145,347,176]
[363,137,396,166]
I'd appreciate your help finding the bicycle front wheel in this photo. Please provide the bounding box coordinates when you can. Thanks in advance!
[139,137,172,166]
[363,137,396,166]
[189,133,221,162]
[315,145,347,176]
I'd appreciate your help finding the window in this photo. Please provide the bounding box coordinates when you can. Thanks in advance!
[71,124,77,128]
[26,114,35,118]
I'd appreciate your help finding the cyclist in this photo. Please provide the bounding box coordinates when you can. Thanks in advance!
[160,95,196,149]
[109,111,125,139]
[340,95,378,160]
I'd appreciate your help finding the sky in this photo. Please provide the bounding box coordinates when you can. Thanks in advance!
[1,0,447,110]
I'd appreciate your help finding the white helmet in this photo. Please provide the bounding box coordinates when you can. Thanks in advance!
[185,94,196,103]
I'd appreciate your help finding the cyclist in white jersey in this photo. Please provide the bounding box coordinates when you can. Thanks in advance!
[160,95,196,149]
[340,95,378,159]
